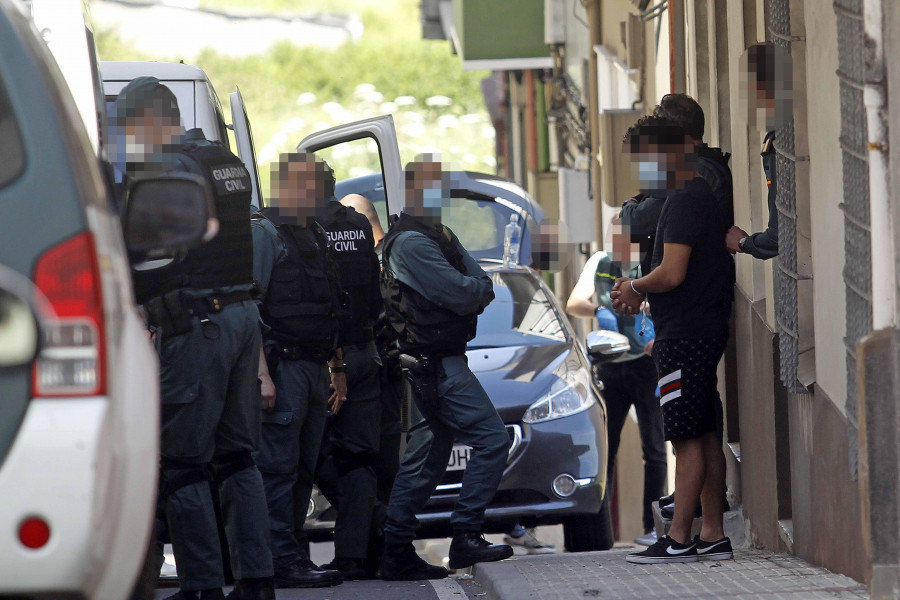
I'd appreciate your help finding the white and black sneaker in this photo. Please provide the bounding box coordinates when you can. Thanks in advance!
[695,536,733,561]
[626,535,697,564]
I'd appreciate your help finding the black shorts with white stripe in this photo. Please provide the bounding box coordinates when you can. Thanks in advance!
[651,336,727,441]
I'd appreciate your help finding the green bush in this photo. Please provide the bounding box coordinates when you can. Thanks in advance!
[94,0,495,196]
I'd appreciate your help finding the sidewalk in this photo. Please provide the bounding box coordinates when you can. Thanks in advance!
[472,547,869,600]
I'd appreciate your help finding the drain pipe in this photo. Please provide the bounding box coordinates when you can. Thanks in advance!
[583,0,603,245]
[863,0,894,329]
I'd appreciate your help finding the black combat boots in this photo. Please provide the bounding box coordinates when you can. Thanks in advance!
[447,531,513,570]
[320,556,368,581]
[274,557,343,588]
[379,541,448,580]
[225,578,275,600]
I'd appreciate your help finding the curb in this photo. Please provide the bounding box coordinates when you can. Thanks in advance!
[472,558,541,600]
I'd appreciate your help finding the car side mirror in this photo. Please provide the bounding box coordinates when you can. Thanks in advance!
[586,330,630,364]
[122,173,219,262]
[0,281,40,368]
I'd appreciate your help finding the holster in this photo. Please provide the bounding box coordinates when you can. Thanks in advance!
[263,340,282,373]
[145,288,254,339]
[399,353,440,407]
[145,290,193,337]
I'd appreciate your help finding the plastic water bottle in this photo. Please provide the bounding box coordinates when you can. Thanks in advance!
[503,213,521,268]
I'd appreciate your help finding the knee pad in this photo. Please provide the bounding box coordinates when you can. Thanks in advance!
[211,450,256,485]
[160,458,210,498]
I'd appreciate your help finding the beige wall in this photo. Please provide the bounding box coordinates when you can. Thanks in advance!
[726,0,768,306]
[601,0,637,65]
[803,1,846,410]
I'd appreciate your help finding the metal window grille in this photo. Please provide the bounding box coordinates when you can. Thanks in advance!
[768,0,806,395]
[834,0,870,480]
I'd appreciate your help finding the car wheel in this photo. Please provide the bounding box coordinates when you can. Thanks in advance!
[562,494,614,552]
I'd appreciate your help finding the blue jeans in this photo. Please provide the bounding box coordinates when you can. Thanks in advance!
[597,355,667,533]
[158,301,273,590]
[255,357,329,568]
[384,355,510,543]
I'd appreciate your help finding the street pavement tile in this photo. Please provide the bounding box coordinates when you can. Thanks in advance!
[473,549,869,599]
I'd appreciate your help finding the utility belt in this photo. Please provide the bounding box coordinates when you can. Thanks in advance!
[265,340,333,366]
[144,287,254,336]
[398,352,450,408]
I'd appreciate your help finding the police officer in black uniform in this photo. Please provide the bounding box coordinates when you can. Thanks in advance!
[378,156,512,580]
[312,195,384,580]
[726,42,792,258]
[115,77,274,600]
[252,153,345,589]
[337,194,403,506]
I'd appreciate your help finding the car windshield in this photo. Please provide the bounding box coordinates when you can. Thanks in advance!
[469,271,566,348]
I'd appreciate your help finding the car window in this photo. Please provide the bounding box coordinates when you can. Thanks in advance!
[335,175,518,255]
[470,272,566,348]
[207,81,230,149]
[0,81,26,189]
[441,197,507,252]
[103,96,126,183]
[318,137,390,223]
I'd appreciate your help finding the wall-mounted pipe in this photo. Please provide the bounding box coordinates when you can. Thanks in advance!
[863,0,894,329]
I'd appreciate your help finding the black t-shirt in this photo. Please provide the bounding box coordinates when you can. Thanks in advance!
[648,178,733,340]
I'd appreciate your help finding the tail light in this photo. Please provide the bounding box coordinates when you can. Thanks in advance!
[32,232,106,397]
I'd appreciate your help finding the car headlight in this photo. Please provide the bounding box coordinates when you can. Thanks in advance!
[522,358,595,424]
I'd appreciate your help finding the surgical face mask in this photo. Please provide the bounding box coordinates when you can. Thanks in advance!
[636,160,670,192]
[124,133,155,162]
[421,188,445,210]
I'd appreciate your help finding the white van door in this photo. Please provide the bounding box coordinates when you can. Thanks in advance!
[297,115,404,217]
[229,87,263,209]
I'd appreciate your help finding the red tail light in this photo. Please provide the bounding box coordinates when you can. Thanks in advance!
[18,517,51,550]
[32,232,106,397]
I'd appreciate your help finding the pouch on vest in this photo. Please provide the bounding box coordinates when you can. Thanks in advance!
[145,290,194,337]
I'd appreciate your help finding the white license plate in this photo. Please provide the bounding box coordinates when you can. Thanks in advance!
[446,445,472,471]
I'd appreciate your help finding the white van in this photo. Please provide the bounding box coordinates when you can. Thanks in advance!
[0,2,215,598]
[101,60,263,208]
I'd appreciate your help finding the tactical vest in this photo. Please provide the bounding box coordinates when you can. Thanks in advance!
[133,141,254,304]
[380,213,478,356]
[254,209,340,357]
[316,201,381,346]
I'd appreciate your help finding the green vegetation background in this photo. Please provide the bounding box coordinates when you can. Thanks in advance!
[94,0,494,194]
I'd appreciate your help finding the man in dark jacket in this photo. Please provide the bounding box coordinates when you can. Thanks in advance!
[253,153,345,589]
[313,195,385,580]
[117,77,274,600]
[726,43,792,259]
[378,156,512,580]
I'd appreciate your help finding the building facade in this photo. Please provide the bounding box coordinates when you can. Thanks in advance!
[424,0,900,596]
